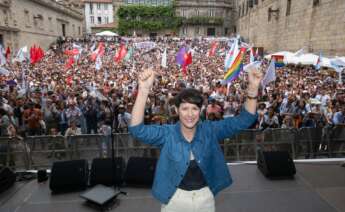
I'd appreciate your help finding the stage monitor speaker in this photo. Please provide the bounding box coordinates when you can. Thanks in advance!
[49,160,89,193]
[125,157,157,186]
[0,166,15,193]
[257,150,296,178]
[90,157,125,187]
[37,169,48,183]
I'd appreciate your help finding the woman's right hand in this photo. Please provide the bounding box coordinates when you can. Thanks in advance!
[138,68,156,92]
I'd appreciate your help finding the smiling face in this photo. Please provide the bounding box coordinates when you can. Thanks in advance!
[178,102,201,131]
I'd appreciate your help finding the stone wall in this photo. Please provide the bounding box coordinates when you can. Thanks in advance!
[0,0,83,53]
[236,0,345,56]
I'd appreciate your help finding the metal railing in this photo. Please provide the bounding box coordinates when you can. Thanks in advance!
[0,125,344,170]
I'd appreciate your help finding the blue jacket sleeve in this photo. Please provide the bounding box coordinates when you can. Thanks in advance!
[208,108,258,141]
[128,123,167,147]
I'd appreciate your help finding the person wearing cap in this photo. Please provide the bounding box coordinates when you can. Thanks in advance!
[129,67,262,212]
[117,104,131,133]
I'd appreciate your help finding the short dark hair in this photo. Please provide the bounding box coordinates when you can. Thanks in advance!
[175,88,203,109]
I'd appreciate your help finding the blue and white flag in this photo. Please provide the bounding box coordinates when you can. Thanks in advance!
[0,45,6,66]
[315,52,322,70]
[14,46,28,63]
[0,67,9,76]
[261,59,276,88]
[95,55,102,71]
[161,48,167,68]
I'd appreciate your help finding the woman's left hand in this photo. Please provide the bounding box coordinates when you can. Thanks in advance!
[248,67,263,90]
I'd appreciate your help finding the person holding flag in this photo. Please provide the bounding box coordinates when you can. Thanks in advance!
[129,65,263,212]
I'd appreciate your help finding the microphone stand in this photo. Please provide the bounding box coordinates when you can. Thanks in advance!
[111,130,127,195]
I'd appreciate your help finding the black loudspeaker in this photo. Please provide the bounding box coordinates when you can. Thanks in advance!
[0,166,15,193]
[125,157,157,186]
[49,160,89,193]
[90,157,125,187]
[37,169,48,183]
[257,150,296,178]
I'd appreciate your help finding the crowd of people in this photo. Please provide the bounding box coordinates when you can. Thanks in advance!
[0,36,344,138]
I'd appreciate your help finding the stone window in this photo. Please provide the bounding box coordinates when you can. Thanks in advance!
[97,16,102,24]
[209,9,215,17]
[97,3,101,10]
[195,9,199,16]
[286,0,291,16]
[268,7,271,22]
[248,0,253,8]
[242,3,245,16]
[48,17,53,32]
[313,0,320,7]
[89,3,93,14]
[182,27,187,35]
[90,16,94,24]
[24,10,30,27]
[182,9,186,17]
[195,27,199,35]
[3,10,8,26]
[33,14,43,29]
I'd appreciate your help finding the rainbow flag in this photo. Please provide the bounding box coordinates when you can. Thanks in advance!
[224,48,245,82]
[272,55,284,67]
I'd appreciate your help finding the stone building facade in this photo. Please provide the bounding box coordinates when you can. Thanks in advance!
[175,0,235,37]
[236,0,345,56]
[112,0,236,37]
[83,0,114,34]
[0,0,83,53]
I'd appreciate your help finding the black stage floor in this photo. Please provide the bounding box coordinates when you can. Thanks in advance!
[1,162,345,212]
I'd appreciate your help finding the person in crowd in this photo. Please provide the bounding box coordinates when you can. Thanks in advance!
[117,104,132,133]
[22,103,42,136]
[260,107,280,129]
[332,106,345,125]
[0,108,10,136]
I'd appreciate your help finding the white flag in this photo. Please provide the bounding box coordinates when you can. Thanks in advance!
[0,45,6,66]
[14,46,28,63]
[250,48,255,63]
[161,48,167,68]
[261,59,276,88]
[0,67,9,76]
[90,43,96,52]
[225,39,239,71]
[95,55,102,71]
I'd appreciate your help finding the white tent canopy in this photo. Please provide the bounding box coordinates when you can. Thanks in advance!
[95,31,118,37]
[264,51,295,60]
[285,53,319,65]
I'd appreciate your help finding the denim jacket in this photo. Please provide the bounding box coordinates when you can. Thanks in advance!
[129,108,257,204]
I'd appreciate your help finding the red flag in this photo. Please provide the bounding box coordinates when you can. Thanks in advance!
[5,47,11,60]
[37,47,44,62]
[182,52,192,76]
[208,42,218,57]
[30,45,36,64]
[66,75,73,86]
[184,52,192,66]
[90,42,105,61]
[64,48,80,56]
[30,45,41,64]
[65,57,74,70]
[113,44,127,63]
